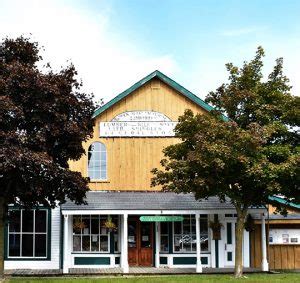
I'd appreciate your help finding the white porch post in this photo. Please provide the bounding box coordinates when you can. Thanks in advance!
[155,222,160,268]
[121,213,129,273]
[63,215,70,274]
[261,213,269,271]
[196,213,202,273]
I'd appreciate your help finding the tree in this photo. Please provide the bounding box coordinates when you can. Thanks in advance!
[152,47,299,278]
[0,37,96,278]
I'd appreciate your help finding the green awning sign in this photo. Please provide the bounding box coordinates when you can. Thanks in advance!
[139,216,184,222]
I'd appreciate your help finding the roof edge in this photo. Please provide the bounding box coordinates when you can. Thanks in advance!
[93,70,225,119]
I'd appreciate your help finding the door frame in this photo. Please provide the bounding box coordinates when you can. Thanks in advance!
[224,220,235,266]
[127,216,154,266]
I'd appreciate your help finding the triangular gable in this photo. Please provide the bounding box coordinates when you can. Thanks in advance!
[93,70,217,118]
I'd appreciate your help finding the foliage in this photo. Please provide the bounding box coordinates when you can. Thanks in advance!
[152,47,299,277]
[0,36,96,208]
[103,216,117,232]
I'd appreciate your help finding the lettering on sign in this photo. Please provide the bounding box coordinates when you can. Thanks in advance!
[99,111,177,137]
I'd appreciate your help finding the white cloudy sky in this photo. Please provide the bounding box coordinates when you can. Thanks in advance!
[1,0,299,104]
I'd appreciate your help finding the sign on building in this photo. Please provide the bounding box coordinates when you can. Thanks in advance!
[99,111,177,137]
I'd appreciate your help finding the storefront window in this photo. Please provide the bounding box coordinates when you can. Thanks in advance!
[8,209,48,258]
[73,215,117,252]
[160,222,169,252]
[173,215,209,253]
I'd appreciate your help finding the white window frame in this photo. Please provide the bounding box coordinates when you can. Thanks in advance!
[87,142,107,181]
[72,215,111,253]
[173,214,210,254]
[7,209,48,259]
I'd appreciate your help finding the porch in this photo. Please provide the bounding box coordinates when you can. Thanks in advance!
[61,191,268,274]
[5,267,262,276]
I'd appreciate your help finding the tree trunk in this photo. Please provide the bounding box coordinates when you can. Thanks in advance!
[234,209,247,278]
[0,197,5,280]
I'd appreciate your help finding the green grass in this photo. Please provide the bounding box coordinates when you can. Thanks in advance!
[6,273,300,283]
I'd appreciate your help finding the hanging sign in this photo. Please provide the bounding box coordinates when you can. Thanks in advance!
[139,216,184,222]
[99,111,177,137]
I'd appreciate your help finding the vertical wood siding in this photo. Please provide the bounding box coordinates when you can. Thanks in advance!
[250,224,300,270]
[69,78,206,191]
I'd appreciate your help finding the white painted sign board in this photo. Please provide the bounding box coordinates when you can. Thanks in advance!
[99,111,177,137]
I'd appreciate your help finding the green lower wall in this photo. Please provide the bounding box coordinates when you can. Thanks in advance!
[173,256,208,265]
[74,257,110,265]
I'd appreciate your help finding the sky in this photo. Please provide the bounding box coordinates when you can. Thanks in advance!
[1,0,299,104]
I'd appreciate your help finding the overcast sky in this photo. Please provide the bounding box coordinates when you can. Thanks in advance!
[1,0,299,104]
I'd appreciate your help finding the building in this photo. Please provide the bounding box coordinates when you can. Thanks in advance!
[5,70,291,273]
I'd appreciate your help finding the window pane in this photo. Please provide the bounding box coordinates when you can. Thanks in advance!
[22,234,33,256]
[91,235,99,251]
[88,142,107,180]
[182,235,191,252]
[161,223,168,235]
[35,210,47,233]
[9,234,20,256]
[22,210,34,232]
[114,233,119,252]
[9,210,21,233]
[140,222,151,248]
[174,235,181,251]
[73,235,81,251]
[91,217,99,234]
[100,235,108,251]
[191,235,196,251]
[73,216,82,234]
[160,235,169,252]
[82,217,90,235]
[82,235,90,251]
[174,222,181,234]
[35,234,47,257]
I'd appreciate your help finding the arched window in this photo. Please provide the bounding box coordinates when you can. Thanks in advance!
[87,142,107,180]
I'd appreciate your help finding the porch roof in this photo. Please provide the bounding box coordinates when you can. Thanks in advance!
[62,191,237,211]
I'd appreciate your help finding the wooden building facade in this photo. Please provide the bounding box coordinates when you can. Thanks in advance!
[5,70,297,273]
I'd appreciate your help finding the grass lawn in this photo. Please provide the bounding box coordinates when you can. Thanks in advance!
[6,273,300,283]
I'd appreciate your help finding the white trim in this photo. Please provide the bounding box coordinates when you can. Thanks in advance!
[195,213,202,273]
[261,213,269,271]
[62,209,267,216]
[155,222,160,268]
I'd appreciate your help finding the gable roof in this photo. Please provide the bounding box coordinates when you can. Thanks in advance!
[93,70,217,118]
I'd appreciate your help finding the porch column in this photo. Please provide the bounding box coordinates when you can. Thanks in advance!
[121,213,129,273]
[196,213,202,273]
[261,213,269,271]
[155,222,160,267]
[63,215,69,274]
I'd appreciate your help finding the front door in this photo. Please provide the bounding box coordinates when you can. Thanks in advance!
[224,221,235,266]
[128,217,153,266]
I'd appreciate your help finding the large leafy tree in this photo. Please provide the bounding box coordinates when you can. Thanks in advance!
[0,37,96,277]
[152,47,299,277]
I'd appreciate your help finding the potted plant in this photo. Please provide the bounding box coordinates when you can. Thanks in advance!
[209,219,223,240]
[103,216,117,232]
[244,214,255,232]
[73,217,86,233]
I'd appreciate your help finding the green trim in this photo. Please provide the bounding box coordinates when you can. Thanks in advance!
[160,257,168,264]
[5,207,51,261]
[226,222,232,244]
[173,257,196,265]
[115,256,120,265]
[93,70,227,120]
[74,257,110,265]
[110,231,115,254]
[268,196,300,210]
[214,214,219,268]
